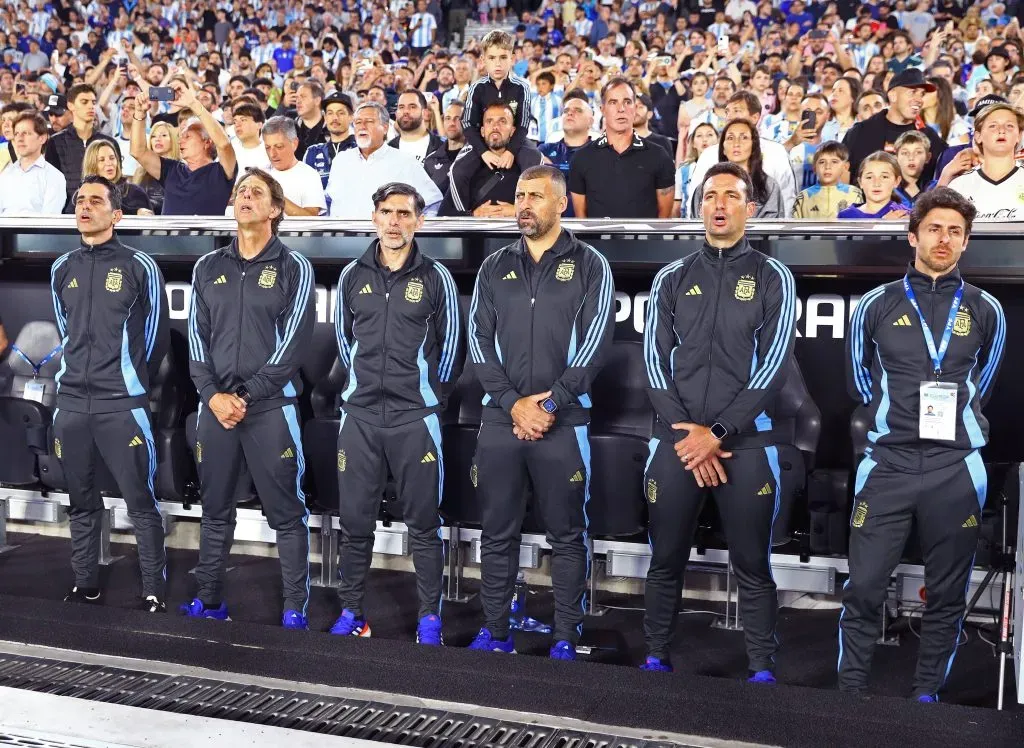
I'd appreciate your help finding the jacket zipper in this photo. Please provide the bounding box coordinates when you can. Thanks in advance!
[699,248,725,422]
[84,252,96,405]
[521,253,538,393]
[235,259,246,380]
[379,268,393,421]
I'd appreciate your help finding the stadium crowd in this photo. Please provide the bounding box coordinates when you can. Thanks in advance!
[1,0,1023,220]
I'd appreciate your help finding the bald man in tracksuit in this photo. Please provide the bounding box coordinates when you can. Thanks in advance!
[841,199,1006,700]
[642,235,796,680]
[185,236,315,629]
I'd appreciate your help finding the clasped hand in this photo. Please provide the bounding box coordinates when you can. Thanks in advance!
[511,391,555,441]
[671,422,732,488]
[210,392,247,430]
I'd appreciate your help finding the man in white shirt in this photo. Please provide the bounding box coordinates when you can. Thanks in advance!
[326,102,443,219]
[230,101,272,177]
[261,116,327,216]
[0,112,67,215]
[388,90,443,163]
[688,91,798,216]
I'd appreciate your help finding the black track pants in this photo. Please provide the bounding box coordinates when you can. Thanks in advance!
[193,403,310,615]
[474,422,591,644]
[53,407,166,598]
[838,451,985,696]
[336,411,445,620]
[643,441,782,672]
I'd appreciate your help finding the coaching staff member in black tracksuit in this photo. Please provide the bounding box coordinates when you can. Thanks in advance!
[185,167,316,630]
[331,182,463,644]
[467,164,614,661]
[641,162,796,680]
[840,188,1006,702]
[50,175,168,612]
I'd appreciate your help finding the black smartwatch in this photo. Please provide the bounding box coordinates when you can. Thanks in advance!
[541,397,558,414]
[710,422,728,441]
[234,384,252,405]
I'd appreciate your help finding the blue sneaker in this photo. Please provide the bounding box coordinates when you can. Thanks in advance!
[179,598,231,620]
[467,628,515,653]
[748,670,777,685]
[640,656,673,672]
[416,614,443,645]
[329,609,371,637]
[916,694,938,703]
[282,610,308,630]
[549,640,577,660]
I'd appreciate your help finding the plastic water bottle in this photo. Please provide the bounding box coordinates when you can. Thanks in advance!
[510,571,527,629]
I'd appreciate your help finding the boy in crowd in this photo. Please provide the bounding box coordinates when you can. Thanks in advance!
[792,141,863,219]
[448,30,532,212]
[230,101,271,176]
[893,131,934,206]
[839,151,909,219]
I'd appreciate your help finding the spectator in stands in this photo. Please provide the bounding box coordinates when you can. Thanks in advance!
[230,101,271,175]
[42,94,74,134]
[325,102,443,219]
[131,122,178,216]
[844,70,946,184]
[529,71,562,144]
[690,76,735,136]
[922,77,970,147]
[440,101,542,217]
[442,57,474,110]
[787,94,831,191]
[675,123,719,219]
[130,82,237,216]
[856,90,887,122]
[690,91,797,216]
[450,31,532,217]
[691,119,785,219]
[538,91,595,218]
[634,94,673,158]
[839,152,908,220]
[46,84,121,211]
[109,95,141,178]
[294,80,326,159]
[0,112,66,215]
[893,131,934,206]
[823,77,860,143]
[305,92,356,190]
[792,142,863,219]
[409,0,438,56]
[390,90,443,163]
[80,140,152,216]
[258,116,327,217]
[568,78,674,218]
[0,102,31,173]
[949,102,1024,221]
[424,100,467,193]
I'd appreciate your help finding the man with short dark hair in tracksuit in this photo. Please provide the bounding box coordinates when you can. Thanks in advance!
[184,186,315,629]
[51,177,169,611]
[840,188,1006,702]
[330,183,463,644]
[641,165,796,680]
[467,183,614,660]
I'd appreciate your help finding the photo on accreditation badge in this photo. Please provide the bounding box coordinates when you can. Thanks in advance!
[0,12,1018,748]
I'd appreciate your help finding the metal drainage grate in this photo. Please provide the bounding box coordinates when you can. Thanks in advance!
[0,655,692,748]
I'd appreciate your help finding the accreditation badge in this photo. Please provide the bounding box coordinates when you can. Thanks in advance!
[23,380,45,403]
[919,381,957,441]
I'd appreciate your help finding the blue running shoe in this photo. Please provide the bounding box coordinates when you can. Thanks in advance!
[748,670,777,685]
[416,614,443,645]
[282,610,308,630]
[330,609,371,637]
[467,628,515,653]
[640,656,673,672]
[916,694,938,703]
[549,640,577,660]
[179,598,230,620]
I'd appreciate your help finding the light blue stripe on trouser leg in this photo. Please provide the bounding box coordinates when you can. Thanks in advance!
[282,404,311,616]
[573,425,592,637]
[425,413,445,616]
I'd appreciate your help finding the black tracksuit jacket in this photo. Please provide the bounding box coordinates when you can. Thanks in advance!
[188,236,315,414]
[644,238,796,447]
[468,229,615,426]
[461,74,533,155]
[50,236,168,414]
[334,241,464,428]
[847,264,1006,471]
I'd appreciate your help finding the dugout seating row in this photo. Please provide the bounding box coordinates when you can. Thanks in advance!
[0,320,823,549]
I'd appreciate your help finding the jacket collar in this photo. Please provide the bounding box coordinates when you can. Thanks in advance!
[229,235,284,263]
[80,233,123,253]
[906,262,962,292]
[701,235,752,262]
[358,238,425,273]
[513,228,577,259]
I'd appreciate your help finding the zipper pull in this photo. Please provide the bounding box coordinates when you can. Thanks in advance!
[386,292,390,300]
[531,298,535,306]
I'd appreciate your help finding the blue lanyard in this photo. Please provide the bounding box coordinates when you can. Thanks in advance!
[10,344,62,377]
[902,275,964,379]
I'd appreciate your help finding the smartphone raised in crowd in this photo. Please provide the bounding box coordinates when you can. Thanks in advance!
[149,86,175,102]
[801,109,817,130]
[718,35,729,55]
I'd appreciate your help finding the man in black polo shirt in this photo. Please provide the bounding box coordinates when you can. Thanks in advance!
[439,101,543,217]
[567,77,675,218]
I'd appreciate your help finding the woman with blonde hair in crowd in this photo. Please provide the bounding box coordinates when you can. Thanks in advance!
[675,122,719,218]
[132,120,178,215]
[81,140,153,215]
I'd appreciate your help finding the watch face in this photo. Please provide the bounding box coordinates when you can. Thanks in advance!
[543,398,557,413]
